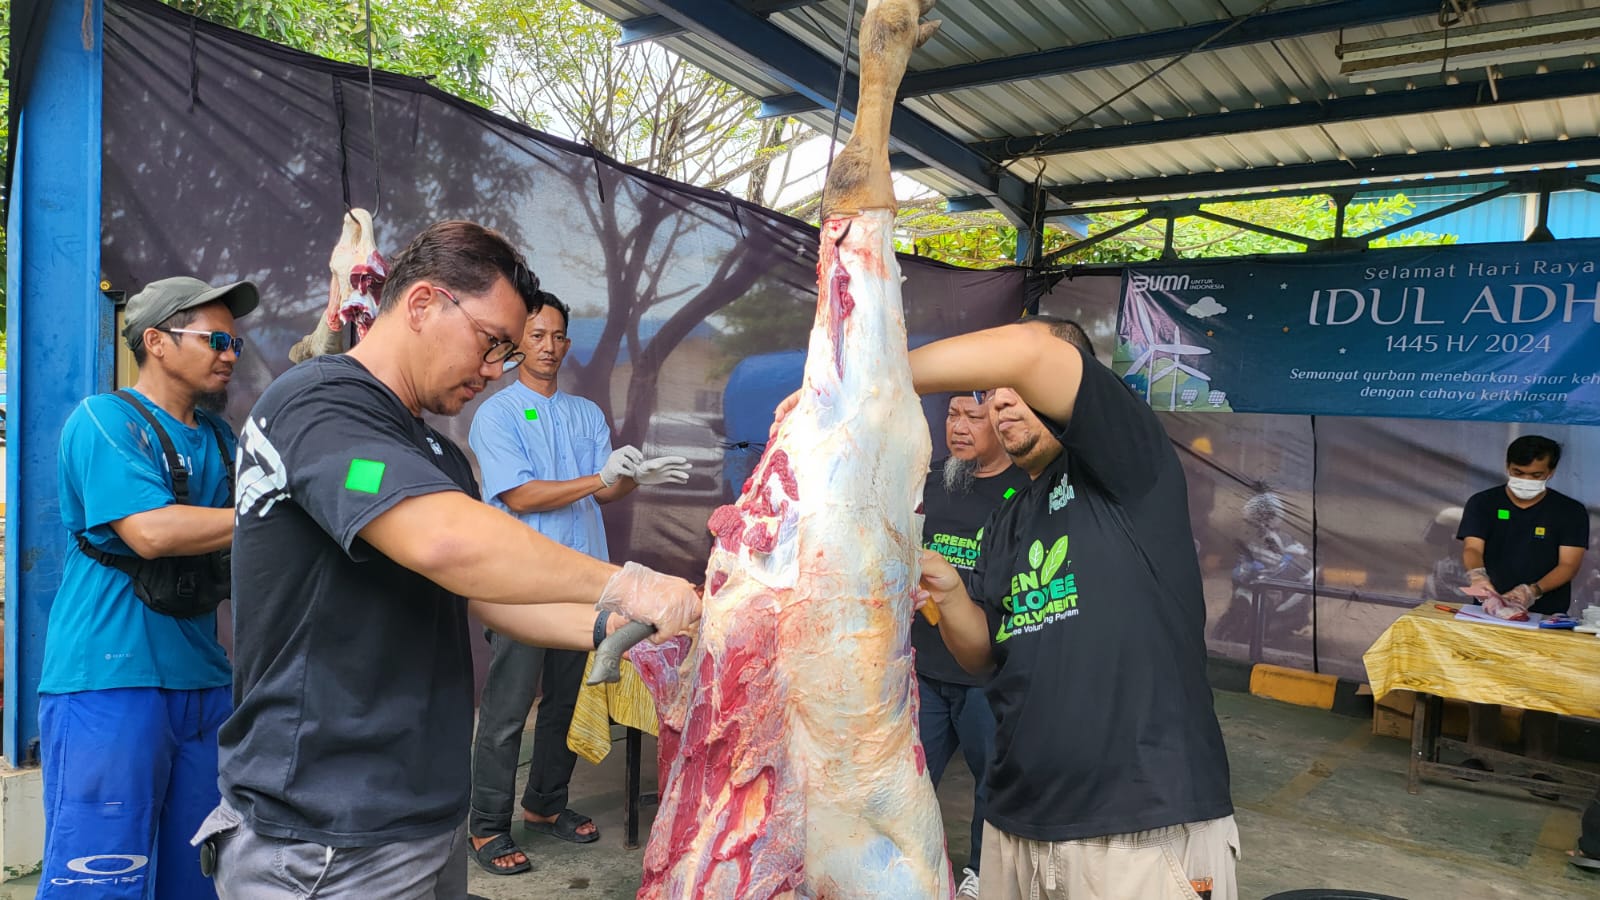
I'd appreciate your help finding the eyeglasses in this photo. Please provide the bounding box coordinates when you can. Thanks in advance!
[434,287,526,367]
[972,390,994,404]
[163,328,245,355]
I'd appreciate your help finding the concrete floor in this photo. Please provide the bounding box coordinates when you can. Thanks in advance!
[2,690,1595,899]
[458,689,1600,900]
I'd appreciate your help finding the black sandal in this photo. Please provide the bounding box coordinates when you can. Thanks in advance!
[524,809,600,844]
[468,832,531,875]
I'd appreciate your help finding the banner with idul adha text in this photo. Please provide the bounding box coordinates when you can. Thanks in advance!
[1114,238,1600,424]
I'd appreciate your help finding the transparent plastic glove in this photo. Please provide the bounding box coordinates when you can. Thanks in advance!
[597,561,702,639]
[600,446,644,487]
[1466,566,1492,588]
[633,456,691,486]
[1504,583,1539,609]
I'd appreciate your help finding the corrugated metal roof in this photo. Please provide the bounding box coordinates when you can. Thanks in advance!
[578,0,1600,210]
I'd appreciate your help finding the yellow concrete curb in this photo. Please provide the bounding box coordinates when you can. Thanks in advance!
[1249,663,1338,710]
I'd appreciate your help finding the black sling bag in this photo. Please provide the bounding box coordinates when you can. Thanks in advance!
[75,390,235,619]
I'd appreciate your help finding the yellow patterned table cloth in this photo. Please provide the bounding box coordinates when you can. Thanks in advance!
[1363,603,1600,719]
[567,654,660,764]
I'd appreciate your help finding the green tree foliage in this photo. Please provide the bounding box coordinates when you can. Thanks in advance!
[169,0,495,105]
[167,0,815,206]
[894,193,1457,268]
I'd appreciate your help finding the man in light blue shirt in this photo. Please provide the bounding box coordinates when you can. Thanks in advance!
[40,276,256,899]
[466,292,688,875]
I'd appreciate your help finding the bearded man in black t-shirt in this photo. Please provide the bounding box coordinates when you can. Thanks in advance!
[912,315,1238,900]
[916,393,1030,898]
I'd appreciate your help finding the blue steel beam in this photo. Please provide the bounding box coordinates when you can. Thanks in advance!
[1047,138,1600,205]
[6,0,110,765]
[944,195,994,213]
[636,0,1033,222]
[620,0,819,46]
[759,0,1522,118]
[972,68,1600,161]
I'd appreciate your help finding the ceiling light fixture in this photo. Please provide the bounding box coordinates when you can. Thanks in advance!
[1337,9,1600,83]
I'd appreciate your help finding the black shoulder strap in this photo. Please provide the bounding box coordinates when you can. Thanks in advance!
[195,409,236,500]
[111,389,189,505]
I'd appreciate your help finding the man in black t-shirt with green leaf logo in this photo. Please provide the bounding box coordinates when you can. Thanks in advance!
[913,316,1237,900]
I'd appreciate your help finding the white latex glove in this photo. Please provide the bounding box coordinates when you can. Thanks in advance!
[600,446,644,487]
[597,561,702,639]
[633,456,691,486]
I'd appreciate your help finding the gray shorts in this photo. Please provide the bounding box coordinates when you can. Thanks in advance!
[190,802,467,900]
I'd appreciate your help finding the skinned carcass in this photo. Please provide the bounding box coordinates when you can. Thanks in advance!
[288,208,386,363]
[620,1,951,896]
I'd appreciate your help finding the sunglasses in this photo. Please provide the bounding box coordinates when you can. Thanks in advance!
[163,328,245,355]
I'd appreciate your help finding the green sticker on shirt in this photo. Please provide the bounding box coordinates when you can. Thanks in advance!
[1003,487,1017,499]
[1497,509,1510,520]
[345,458,386,494]
[524,408,539,421]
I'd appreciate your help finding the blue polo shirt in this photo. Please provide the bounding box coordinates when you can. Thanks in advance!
[40,391,235,694]
[468,381,612,559]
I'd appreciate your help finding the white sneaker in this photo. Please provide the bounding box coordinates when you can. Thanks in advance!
[956,867,980,898]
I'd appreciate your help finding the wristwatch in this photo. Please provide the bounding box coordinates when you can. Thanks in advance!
[592,610,613,649]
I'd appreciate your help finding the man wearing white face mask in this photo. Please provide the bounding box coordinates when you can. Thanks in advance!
[1455,434,1589,777]
[1457,435,1588,618]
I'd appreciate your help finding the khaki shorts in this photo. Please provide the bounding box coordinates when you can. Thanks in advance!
[979,815,1240,900]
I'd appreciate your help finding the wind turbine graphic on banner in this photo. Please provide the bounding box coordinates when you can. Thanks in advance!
[1124,289,1213,410]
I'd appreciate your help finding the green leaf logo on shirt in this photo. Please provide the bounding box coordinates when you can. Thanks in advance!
[345,458,386,494]
[1028,539,1044,570]
[1041,535,1070,583]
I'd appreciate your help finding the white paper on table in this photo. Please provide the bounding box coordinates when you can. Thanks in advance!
[1454,604,1545,630]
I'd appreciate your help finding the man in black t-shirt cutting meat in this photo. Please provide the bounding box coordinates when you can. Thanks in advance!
[916,393,1030,898]
[914,315,1237,900]
[1454,434,1589,774]
[189,221,701,899]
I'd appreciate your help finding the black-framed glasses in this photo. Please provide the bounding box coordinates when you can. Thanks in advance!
[163,328,245,355]
[434,287,526,367]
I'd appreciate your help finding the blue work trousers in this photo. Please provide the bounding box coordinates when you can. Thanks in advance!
[39,686,231,899]
[917,674,996,873]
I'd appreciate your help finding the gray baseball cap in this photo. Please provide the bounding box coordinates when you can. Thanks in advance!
[122,276,260,346]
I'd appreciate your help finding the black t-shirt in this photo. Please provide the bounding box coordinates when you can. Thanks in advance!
[916,464,1031,685]
[220,355,478,846]
[969,349,1233,842]
[1457,485,1590,615]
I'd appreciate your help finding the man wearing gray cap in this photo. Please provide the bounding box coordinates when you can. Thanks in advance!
[36,276,256,900]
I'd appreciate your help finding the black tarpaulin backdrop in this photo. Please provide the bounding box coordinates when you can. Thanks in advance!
[99,0,1027,607]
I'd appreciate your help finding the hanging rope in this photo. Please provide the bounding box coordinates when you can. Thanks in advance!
[1010,0,1276,160]
[363,0,383,215]
[823,0,862,180]
[333,79,353,212]
[187,16,201,112]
